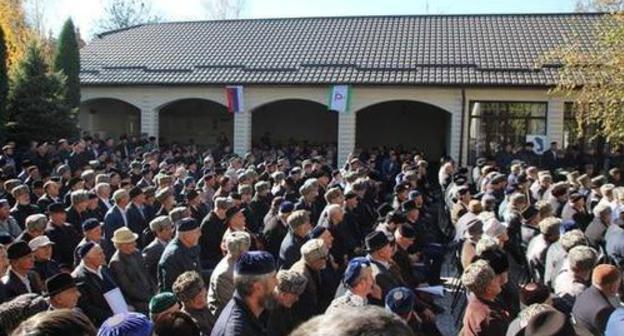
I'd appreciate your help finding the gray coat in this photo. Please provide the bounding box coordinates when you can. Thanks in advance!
[142,238,166,287]
[207,256,235,317]
[109,250,154,314]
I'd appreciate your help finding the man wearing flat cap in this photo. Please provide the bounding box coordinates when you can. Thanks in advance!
[267,269,308,336]
[45,202,81,267]
[109,227,154,314]
[211,251,277,336]
[158,217,202,292]
[71,242,116,327]
[2,241,41,300]
[173,270,215,335]
[45,272,81,310]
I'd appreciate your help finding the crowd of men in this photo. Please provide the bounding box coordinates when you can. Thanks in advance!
[0,135,623,336]
[448,141,624,336]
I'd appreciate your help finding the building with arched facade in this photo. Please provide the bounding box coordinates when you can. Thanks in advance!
[79,13,605,166]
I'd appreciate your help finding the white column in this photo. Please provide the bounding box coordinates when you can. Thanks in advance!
[234,109,251,156]
[337,110,356,168]
[547,97,564,145]
[140,107,159,141]
[449,90,463,163]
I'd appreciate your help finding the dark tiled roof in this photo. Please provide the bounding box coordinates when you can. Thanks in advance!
[80,13,608,87]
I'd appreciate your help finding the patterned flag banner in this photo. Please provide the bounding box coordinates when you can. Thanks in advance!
[329,85,350,113]
[225,85,244,113]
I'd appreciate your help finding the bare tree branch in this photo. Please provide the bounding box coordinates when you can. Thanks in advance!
[96,0,162,34]
[201,0,247,20]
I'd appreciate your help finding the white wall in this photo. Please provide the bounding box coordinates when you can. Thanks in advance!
[80,85,566,166]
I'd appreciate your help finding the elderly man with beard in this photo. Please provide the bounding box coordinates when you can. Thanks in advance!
[211,251,277,336]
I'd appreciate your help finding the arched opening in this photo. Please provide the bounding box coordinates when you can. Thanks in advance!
[355,100,451,159]
[159,99,233,147]
[78,98,141,139]
[251,99,337,148]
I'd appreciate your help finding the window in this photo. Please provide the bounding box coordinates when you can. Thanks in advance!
[468,101,547,164]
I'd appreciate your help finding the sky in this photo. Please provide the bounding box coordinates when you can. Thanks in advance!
[41,0,578,40]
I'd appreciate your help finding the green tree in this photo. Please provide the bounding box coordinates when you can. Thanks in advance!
[0,26,8,141]
[546,12,624,143]
[6,42,78,145]
[53,18,80,108]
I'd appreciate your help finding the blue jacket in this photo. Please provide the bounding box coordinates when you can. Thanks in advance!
[210,292,267,336]
[103,206,126,257]
[278,231,307,269]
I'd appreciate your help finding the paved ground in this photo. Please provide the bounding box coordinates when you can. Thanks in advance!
[436,251,464,336]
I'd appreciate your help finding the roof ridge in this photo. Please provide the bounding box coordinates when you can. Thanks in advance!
[96,12,608,37]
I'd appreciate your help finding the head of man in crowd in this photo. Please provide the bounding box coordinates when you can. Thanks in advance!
[273,269,307,308]
[176,218,201,248]
[288,210,312,239]
[45,273,81,310]
[234,251,278,313]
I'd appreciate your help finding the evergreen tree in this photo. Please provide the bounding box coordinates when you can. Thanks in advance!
[53,18,80,108]
[0,26,8,141]
[7,42,78,145]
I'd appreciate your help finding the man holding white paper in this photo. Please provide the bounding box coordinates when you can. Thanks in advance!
[72,242,126,327]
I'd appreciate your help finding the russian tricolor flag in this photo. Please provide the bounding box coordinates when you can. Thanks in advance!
[225,85,244,113]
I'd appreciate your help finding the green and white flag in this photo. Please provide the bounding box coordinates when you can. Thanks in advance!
[329,85,351,113]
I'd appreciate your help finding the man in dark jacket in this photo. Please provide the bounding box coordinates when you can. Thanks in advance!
[1,241,42,300]
[125,187,149,247]
[262,201,292,259]
[103,189,130,258]
[278,210,312,269]
[247,181,272,233]
[66,190,90,235]
[211,251,277,336]
[9,185,40,230]
[585,203,612,250]
[158,218,202,292]
[199,197,229,270]
[142,216,173,287]
[573,264,621,335]
[45,203,81,267]
[71,242,115,327]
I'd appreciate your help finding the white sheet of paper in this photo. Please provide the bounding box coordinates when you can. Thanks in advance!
[103,287,129,314]
[414,286,445,298]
